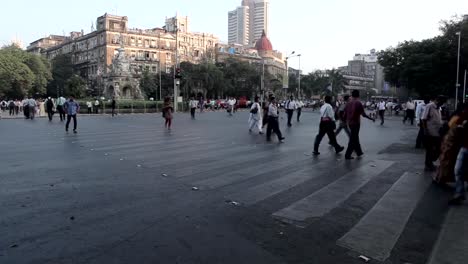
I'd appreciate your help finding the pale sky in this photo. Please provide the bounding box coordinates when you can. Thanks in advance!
[1,0,466,73]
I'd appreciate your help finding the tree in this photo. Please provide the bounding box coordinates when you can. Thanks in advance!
[140,69,159,99]
[47,54,74,97]
[378,16,468,97]
[65,75,86,98]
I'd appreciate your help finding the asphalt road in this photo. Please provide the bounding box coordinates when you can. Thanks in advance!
[0,110,466,264]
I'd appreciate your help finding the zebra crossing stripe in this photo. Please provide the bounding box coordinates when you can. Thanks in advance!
[272,160,394,223]
[427,206,468,264]
[336,172,430,262]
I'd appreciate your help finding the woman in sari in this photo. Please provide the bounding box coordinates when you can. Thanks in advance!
[434,103,468,184]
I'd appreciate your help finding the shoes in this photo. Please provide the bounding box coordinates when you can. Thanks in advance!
[449,196,466,205]
[73,130,77,134]
[280,140,285,143]
[336,146,345,154]
[259,132,264,135]
[287,124,292,127]
[357,153,364,158]
[313,151,320,156]
[279,137,285,141]
[345,156,355,160]
[249,129,252,133]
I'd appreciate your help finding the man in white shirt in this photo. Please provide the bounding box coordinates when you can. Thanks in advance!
[378,100,387,125]
[415,98,429,149]
[94,99,100,114]
[422,96,444,170]
[296,99,304,122]
[86,101,93,114]
[189,96,198,119]
[228,97,236,116]
[404,99,416,125]
[284,95,297,127]
[56,96,66,121]
[266,97,284,143]
[313,95,345,155]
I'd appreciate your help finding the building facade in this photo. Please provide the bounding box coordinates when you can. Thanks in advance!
[27,13,219,99]
[228,0,269,46]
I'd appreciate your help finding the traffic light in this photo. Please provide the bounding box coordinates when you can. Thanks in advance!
[175,68,182,79]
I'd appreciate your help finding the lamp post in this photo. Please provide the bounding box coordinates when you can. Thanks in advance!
[455,32,461,109]
[285,53,301,98]
[158,32,162,101]
[173,19,179,112]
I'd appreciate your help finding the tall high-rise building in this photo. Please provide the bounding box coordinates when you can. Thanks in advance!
[228,6,250,46]
[228,0,269,46]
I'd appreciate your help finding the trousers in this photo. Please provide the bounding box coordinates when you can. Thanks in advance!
[345,124,363,158]
[66,114,77,131]
[314,121,340,152]
[267,116,283,141]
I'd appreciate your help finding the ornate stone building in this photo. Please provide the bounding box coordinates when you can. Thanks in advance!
[27,13,219,99]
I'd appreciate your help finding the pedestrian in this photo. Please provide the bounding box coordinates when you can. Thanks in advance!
[378,99,386,125]
[46,97,55,121]
[284,95,297,127]
[27,97,37,120]
[421,96,444,171]
[14,99,20,115]
[415,98,429,149]
[343,90,375,160]
[56,95,66,121]
[228,97,235,116]
[199,96,204,113]
[162,97,174,130]
[94,98,100,114]
[248,96,263,134]
[64,96,80,133]
[39,99,46,117]
[0,100,6,112]
[403,99,415,125]
[266,97,285,143]
[297,99,304,122]
[22,98,29,119]
[111,97,116,117]
[335,95,351,138]
[189,96,198,119]
[449,119,468,205]
[86,101,92,114]
[8,100,15,116]
[313,95,344,155]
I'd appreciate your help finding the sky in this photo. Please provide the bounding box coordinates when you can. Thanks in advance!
[1,0,467,73]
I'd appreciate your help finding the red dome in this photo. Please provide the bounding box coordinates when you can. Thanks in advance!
[255,30,273,51]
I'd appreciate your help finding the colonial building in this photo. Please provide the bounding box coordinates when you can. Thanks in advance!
[27,13,219,99]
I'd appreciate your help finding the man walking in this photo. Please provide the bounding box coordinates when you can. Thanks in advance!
[86,101,92,114]
[378,99,386,125]
[111,97,116,117]
[335,95,351,138]
[285,95,297,127]
[313,96,344,155]
[64,96,80,133]
[415,98,429,149]
[56,95,66,121]
[343,90,375,160]
[266,97,285,143]
[189,96,198,119]
[404,99,416,125]
[296,99,304,122]
[46,97,55,121]
[421,96,443,170]
[94,98,100,114]
[27,97,37,120]
[248,96,263,134]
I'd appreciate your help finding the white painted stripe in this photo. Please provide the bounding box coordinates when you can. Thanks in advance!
[336,172,431,262]
[273,160,394,222]
[427,206,468,264]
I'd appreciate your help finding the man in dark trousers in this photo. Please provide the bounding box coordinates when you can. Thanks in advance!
[46,97,55,121]
[64,96,80,133]
[111,97,116,117]
[284,95,297,127]
[266,97,285,143]
[343,90,375,160]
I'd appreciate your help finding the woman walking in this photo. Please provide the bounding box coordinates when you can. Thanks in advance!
[248,96,263,134]
[162,97,174,130]
[313,96,345,155]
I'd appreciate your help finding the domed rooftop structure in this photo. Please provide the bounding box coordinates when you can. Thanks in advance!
[255,30,273,52]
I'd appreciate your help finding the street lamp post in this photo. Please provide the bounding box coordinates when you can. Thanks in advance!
[285,52,301,98]
[173,21,179,112]
[456,32,461,109]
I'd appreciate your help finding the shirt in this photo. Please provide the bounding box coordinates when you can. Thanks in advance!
[344,98,365,126]
[268,103,279,117]
[421,102,442,137]
[285,100,297,110]
[94,100,100,106]
[297,101,304,108]
[28,99,37,107]
[320,103,335,121]
[56,97,66,106]
[415,103,426,121]
[406,102,415,110]
[64,100,80,115]
[189,100,198,108]
[86,102,92,108]
[378,102,386,110]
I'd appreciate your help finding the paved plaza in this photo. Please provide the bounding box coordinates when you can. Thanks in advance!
[1,110,467,264]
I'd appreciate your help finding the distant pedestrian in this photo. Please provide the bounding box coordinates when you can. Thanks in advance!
[14,100,20,115]
[46,97,55,121]
[403,99,415,125]
[94,99,100,114]
[266,97,285,143]
[8,100,15,116]
[189,96,198,119]
[422,96,444,170]
[199,96,204,113]
[313,96,344,155]
[378,99,386,125]
[296,99,304,122]
[162,97,174,130]
[56,96,66,121]
[335,95,351,138]
[284,95,297,127]
[22,98,29,119]
[248,96,263,134]
[86,101,92,114]
[415,98,429,149]
[27,97,37,120]
[111,97,116,117]
[64,96,80,133]
[227,97,235,116]
[0,100,6,112]
[343,90,375,160]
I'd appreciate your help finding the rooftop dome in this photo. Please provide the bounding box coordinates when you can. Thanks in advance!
[255,30,273,52]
